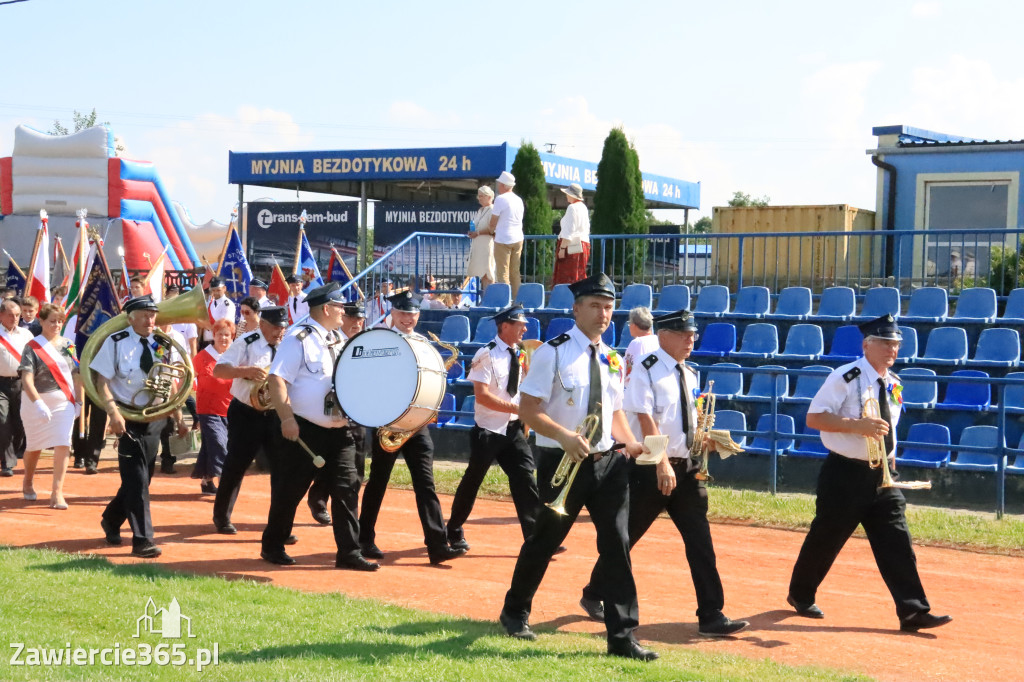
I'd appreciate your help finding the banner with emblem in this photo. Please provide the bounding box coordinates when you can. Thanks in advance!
[75,247,122,355]
[217,224,252,304]
[4,258,26,297]
[294,226,324,294]
[327,247,361,302]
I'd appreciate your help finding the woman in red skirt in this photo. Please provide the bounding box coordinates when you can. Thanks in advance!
[551,183,591,285]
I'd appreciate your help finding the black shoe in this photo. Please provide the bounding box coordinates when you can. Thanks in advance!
[579,596,605,621]
[200,480,217,495]
[73,458,84,469]
[698,616,750,638]
[361,543,384,559]
[100,518,122,546]
[553,545,568,555]
[131,543,162,559]
[499,611,537,641]
[787,595,825,619]
[284,535,298,545]
[160,460,175,475]
[310,509,331,525]
[900,612,952,632]
[260,549,296,566]
[0,468,12,477]
[213,518,237,535]
[84,463,98,475]
[336,555,380,571]
[449,538,470,552]
[429,546,467,565]
[607,638,658,661]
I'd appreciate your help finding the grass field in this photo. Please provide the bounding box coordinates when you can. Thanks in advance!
[0,547,870,682]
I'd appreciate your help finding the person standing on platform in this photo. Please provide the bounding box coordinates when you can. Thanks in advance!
[94,295,188,558]
[203,278,235,346]
[286,275,309,323]
[786,314,952,633]
[578,309,749,637]
[211,306,289,534]
[0,298,32,477]
[498,273,657,661]
[466,185,497,292]
[446,304,540,551]
[551,183,591,285]
[359,290,466,565]
[490,171,525,298]
[261,283,377,571]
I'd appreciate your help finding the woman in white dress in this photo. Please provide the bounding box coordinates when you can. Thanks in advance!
[466,185,497,291]
[19,304,81,509]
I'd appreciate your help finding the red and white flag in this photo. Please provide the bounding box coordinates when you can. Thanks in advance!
[27,210,50,302]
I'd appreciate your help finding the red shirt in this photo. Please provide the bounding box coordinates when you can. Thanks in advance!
[194,347,232,416]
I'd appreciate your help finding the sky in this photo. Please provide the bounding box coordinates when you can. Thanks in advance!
[3,0,1024,227]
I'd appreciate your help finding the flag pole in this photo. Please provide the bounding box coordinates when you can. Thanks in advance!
[214,223,234,277]
[331,247,365,300]
[26,211,45,296]
[294,210,308,275]
[2,250,25,279]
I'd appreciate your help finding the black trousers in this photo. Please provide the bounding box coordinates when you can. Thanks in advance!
[788,452,930,619]
[159,395,198,466]
[584,457,726,624]
[212,399,281,523]
[101,419,162,548]
[447,421,539,543]
[503,447,638,644]
[72,395,108,466]
[261,418,362,559]
[0,375,25,470]
[358,426,447,552]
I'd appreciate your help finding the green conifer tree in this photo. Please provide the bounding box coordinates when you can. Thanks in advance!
[591,128,648,282]
[510,142,554,283]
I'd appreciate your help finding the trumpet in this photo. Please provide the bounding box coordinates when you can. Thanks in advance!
[689,381,744,481]
[546,412,602,516]
[864,397,931,490]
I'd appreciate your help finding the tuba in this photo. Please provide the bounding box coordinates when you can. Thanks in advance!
[80,286,207,423]
[249,379,272,410]
[377,331,460,452]
[864,397,931,490]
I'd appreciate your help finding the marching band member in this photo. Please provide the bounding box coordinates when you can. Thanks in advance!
[358,290,465,565]
[0,298,31,477]
[93,295,188,558]
[211,306,288,534]
[262,283,376,571]
[787,314,952,632]
[285,275,309,323]
[498,273,655,661]
[250,278,272,308]
[445,303,540,551]
[204,277,235,345]
[579,309,749,637]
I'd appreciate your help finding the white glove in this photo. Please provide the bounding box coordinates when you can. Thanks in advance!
[34,399,52,421]
[74,402,82,419]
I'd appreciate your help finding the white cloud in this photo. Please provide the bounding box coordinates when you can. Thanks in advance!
[911,1,942,18]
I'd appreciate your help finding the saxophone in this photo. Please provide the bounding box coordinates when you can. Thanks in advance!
[377,331,459,452]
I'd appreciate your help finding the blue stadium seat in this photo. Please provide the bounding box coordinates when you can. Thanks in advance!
[948,425,1003,472]
[602,321,617,348]
[514,282,545,311]
[656,284,690,312]
[446,358,465,383]
[544,317,574,341]
[731,323,779,359]
[438,315,471,345]
[731,286,771,319]
[524,316,541,341]
[690,322,736,359]
[539,284,573,313]
[934,369,991,412]
[966,328,1020,367]
[744,414,796,456]
[446,395,476,431]
[693,285,730,317]
[999,288,1024,323]
[901,287,948,323]
[769,287,812,320]
[776,324,824,361]
[919,327,968,365]
[1000,372,1024,415]
[951,287,998,324]
[436,393,457,425]
[714,410,747,448]
[781,365,831,404]
[618,323,633,349]
[620,284,653,310]
[703,363,743,399]
[896,423,951,469]
[855,287,900,321]
[741,365,788,402]
[896,326,918,364]
[813,286,856,321]
[1007,434,1024,475]
[821,325,863,363]
[898,367,938,408]
[790,426,829,459]
[472,317,497,344]
[476,283,511,311]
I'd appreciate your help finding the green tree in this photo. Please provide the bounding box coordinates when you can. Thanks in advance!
[727,190,770,207]
[592,127,648,282]
[49,109,124,154]
[510,142,554,283]
[691,215,713,234]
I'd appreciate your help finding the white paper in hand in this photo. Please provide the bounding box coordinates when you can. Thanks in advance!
[636,435,669,465]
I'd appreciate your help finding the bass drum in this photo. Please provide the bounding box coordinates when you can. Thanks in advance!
[334,328,447,429]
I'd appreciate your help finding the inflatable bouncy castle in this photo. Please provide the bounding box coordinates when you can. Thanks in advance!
[0,124,222,270]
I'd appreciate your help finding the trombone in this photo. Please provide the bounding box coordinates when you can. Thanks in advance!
[864,397,931,490]
[546,412,602,516]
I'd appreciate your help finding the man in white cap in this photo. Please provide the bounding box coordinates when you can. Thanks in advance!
[489,170,525,297]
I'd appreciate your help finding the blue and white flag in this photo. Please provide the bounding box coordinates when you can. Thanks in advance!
[5,260,26,297]
[75,249,121,356]
[295,229,324,294]
[327,248,360,302]
[218,226,252,303]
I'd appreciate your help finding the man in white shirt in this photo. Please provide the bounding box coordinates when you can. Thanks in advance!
[250,278,272,308]
[204,277,236,344]
[489,170,525,298]
[0,298,32,475]
[285,275,309,323]
[622,307,659,386]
